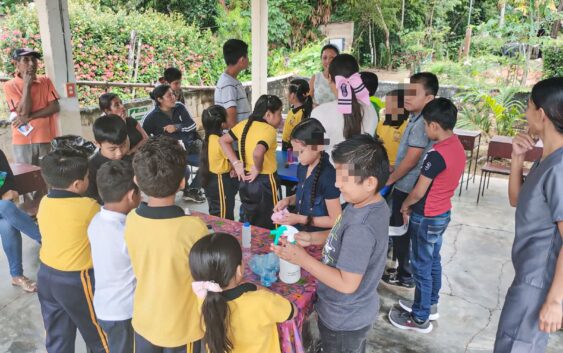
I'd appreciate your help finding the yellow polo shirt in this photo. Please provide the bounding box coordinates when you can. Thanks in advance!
[208,134,230,175]
[229,119,278,174]
[124,203,208,347]
[221,283,293,353]
[37,190,99,271]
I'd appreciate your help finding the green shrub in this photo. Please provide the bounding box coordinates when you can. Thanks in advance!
[543,39,563,79]
[1,2,224,106]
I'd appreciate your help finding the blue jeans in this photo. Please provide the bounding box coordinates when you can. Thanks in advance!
[0,200,42,277]
[409,210,450,322]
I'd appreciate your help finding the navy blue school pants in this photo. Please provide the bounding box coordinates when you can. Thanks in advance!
[134,331,201,353]
[37,263,109,353]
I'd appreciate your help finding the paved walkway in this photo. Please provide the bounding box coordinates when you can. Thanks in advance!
[0,177,561,352]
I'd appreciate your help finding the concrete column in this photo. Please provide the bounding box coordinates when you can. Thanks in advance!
[251,0,268,107]
[35,0,82,136]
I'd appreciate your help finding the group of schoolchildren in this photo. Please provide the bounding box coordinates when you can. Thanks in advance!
[10,35,559,353]
[27,35,472,353]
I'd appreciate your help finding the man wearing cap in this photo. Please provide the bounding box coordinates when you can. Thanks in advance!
[3,48,60,165]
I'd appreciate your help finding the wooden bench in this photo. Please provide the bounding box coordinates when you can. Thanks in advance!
[10,163,48,218]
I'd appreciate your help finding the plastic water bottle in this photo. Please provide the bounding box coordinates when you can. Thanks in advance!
[279,226,301,284]
[242,222,251,248]
[287,148,293,164]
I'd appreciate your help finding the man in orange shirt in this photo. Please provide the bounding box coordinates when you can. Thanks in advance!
[3,48,60,165]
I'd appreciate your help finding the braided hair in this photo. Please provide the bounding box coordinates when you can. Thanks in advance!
[240,95,283,170]
[201,105,227,187]
[290,118,326,228]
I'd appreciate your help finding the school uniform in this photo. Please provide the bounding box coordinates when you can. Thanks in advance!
[294,152,340,231]
[376,118,408,167]
[204,134,238,220]
[494,148,563,353]
[36,190,108,353]
[281,106,305,151]
[124,203,208,352]
[88,208,136,353]
[228,119,281,229]
[218,283,293,353]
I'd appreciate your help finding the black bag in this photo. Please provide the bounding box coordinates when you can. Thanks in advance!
[51,135,96,158]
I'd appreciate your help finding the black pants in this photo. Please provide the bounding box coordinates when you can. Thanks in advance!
[134,331,201,353]
[318,318,371,353]
[37,263,109,353]
[239,173,281,229]
[204,173,238,220]
[98,318,134,353]
[390,189,413,283]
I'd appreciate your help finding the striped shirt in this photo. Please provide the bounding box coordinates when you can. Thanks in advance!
[214,73,251,122]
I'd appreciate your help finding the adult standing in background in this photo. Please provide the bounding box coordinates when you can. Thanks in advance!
[3,48,60,165]
[309,44,339,107]
[214,39,251,128]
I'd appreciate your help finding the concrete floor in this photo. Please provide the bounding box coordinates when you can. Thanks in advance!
[0,177,561,353]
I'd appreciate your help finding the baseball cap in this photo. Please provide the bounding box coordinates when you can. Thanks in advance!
[12,48,42,60]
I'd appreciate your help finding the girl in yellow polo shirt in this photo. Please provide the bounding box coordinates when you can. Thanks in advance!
[200,105,238,220]
[376,89,409,168]
[190,232,295,353]
[220,94,283,229]
[281,79,313,151]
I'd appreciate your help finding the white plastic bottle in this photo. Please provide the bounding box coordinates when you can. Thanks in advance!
[279,226,301,284]
[242,222,251,248]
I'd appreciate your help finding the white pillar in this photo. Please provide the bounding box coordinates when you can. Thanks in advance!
[251,0,268,107]
[35,0,82,136]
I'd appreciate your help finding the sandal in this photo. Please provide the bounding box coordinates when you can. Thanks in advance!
[12,276,37,293]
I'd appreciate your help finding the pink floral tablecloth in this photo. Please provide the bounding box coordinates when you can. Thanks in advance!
[193,212,321,353]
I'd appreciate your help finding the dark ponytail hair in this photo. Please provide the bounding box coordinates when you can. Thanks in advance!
[189,233,242,353]
[289,79,313,119]
[329,54,364,139]
[530,77,563,133]
[150,84,171,106]
[201,105,227,187]
[98,92,119,113]
[240,94,283,169]
[290,118,326,228]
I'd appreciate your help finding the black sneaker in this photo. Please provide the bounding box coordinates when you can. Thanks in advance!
[388,306,433,333]
[398,299,439,320]
[381,272,415,289]
[182,189,205,203]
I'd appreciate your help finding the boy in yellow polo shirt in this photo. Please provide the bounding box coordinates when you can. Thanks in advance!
[125,136,208,352]
[36,149,108,353]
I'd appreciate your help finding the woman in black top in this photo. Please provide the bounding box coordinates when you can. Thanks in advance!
[98,93,149,154]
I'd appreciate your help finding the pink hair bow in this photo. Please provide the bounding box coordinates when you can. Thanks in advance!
[192,281,223,299]
[334,72,371,114]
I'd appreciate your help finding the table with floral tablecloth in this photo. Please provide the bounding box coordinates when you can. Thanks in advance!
[192,212,321,353]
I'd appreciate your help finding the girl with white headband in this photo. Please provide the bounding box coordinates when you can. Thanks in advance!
[310,54,379,165]
[189,232,296,353]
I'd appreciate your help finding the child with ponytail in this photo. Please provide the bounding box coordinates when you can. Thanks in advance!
[200,105,238,220]
[281,79,313,151]
[190,232,295,353]
[311,54,379,164]
[219,95,283,229]
[274,118,341,232]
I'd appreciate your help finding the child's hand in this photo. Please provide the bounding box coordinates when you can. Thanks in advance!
[246,166,260,183]
[400,203,411,225]
[277,212,305,226]
[274,198,290,212]
[295,232,313,247]
[163,124,177,133]
[512,133,535,159]
[270,238,307,266]
[232,161,246,181]
[538,298,562,333]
